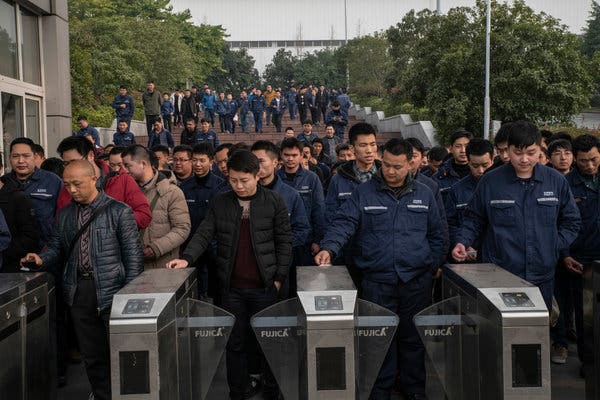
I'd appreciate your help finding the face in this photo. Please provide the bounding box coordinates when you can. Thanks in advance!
[256,90,262,96]
[285,129,295,138]
[381,151,411,187]
[201,121,210,132]
[338,149,355,161]
[539,150,549,165]
[121,155,146,182]
[154,151,170,169]
[172,151,192,177]
[496,142,510,164]
[325,126,335,137]
[153,121,163,132]
[509,144,539,176]
[118,121,128,132]
[301,156,309,169]
[575,147,600,176]
[120,88,127,96]
[430,158,443,171]
[185,91,191,98]
[33,153,45,168]
[468,153,493,180]
[451,137,470,164]
[227,94,232,101]
[302,146,312,160]
[281,147,302,171]
[147,82,155,91]
[192,153,212,177]
[228,169,258,198]
[108,153,123,172]
[10,143,36,179]
[253,150,277,181]
[63,166,98,204]
[313,142,323,155]
[215,148,229,177]
[185,120,196,131]
[77,119,88,129]
[219,93,225,100]
[163,94,169,101]
[352,134,377,167]
[550,147,573,173]
[303,124,312,134]
[410,149,424,174]
[266,85,272,92]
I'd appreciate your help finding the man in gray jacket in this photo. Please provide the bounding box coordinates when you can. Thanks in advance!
[21,160,143,400]
[142,80,162,135]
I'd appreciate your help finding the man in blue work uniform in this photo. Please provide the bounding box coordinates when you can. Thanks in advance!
[551,134,600,365]
[75,115,101,146]
[316,138,446,400]
[112,119,136,147]
[202,88,216,127]
[196,118,220,148]
[325,100,349,140]
[111,85,135,129]
[452,121,581,310]
[432,130,473,199]
[276,137,325,270]
[8,137,62,247]
[250,89,266,133]
[444,138,494,247]
[296,120,319,147]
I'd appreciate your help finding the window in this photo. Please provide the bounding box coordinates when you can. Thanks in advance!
[25,98,40,143]
[0,0,18,79]
[2,92,23,163]
[20,9,41,85]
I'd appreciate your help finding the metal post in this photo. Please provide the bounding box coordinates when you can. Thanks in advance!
[483,0,491,139]
[436,0,441,15]
[345,0,350,91]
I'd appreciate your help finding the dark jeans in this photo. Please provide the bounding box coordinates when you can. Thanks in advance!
[205,109,215,126]
[310,107,319,124]
[174,111,182,126]
[265,107,272,126]
[362,274,432,399]
[240,112,249,133]
[70,278,111,400]
[253,111,263,132]
[551,266,584,360]
[162,114,172,132]
[271,113,282,133]
[298,108,307,124]
[145,115,159,135]
[288,103,296,120]
[218,114,227,132]
[319,105,327,123]
[221,287,279,399]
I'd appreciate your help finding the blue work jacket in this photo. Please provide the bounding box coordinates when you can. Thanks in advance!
[180,172,226,244]
[271,177,311,247]
[111,94,135,119]
[444,173,478,245]
[432,158,463,197]
[113,130,136,147]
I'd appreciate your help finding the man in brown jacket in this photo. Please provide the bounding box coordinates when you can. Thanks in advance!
[121,145,190,269]
[263,84,277,127]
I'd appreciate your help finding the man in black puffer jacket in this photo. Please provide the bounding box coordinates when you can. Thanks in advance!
[168,150,292,400]
[22,160,143,400]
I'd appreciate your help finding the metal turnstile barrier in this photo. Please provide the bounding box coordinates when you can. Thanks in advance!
[584,260,600,399]
[251,265,399,400]
[414,263,551,400]
[0,272,56,400]
[109,269,235,400]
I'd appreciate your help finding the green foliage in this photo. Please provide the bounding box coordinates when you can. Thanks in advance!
[263,49,296,88]
[583,2,600,58]
[343,34,390,98]
[206,46,260,93]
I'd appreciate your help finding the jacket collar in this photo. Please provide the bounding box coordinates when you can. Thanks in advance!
[507,163,544,183]
[373,171,415,197]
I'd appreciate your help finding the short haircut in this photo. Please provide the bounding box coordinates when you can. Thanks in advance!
[547,139,573,155]
[199,118,209,124]
[57,136,94,157]
[428,146,448,162]
[449,130,473,145]
[192,143,215,158]
[109,146,126,156]
[550,132,573,143]
[104,143,115,151]
[285,127,294,132]
[121,144,151,164]
[405,138,425,155]
[382,138,413,160]
[0,153,3,168]
[303,120,313,126]
[280,137,303,152]
[348,122,376,145]
[335,143,351,155]
[185,118,196,125]
[572,134,600,157]
[33,144,45,157]
[507,121,541,149]
[216,143,233,153]
[540,130,554,141]
[325,124,334,129]
[77,115,87,122]
[118,119,129,124]
[251,140,280,159]
[40,157,64,177]
[227,150,259,175]
[466,138,494,159]
[151,145,170,156]
[10,137,36,153]
[494,122,512,146]
[172,145,193,158]
[312,137,323,145]
[332,100,340,107]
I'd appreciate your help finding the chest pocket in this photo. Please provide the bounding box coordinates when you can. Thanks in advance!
[363,206,389,231]
[537,197,559,225]
[406,204,429,232]
[490,200,515,226]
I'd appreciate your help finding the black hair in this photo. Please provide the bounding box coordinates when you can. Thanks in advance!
[540,130,554,141]
[382,138,413,159]
[449,130,473,145]
[216,143,233,153]
[348,122,377,145]
[119,85,127,90]
[199,118,209,124]
[405,138,425,155]
[507,121,541,149]
[547,139,573,155]
[192,143,215,158]
[152,117,163,124]
[33,144,45,157]
[280,137,304,152]
[77,115,87,122]
[466,138,494,159]
[151,145,170,156]
[40,157,64,177]
[172,145,193,159]
[10,137,36,153]
[251,140,280,159]
[332,100,340,107]
[185,118,196,125]
[109,146,126,156]
[121,144,151,164]
[303,119,313,126]
[118,118,129,125]
[57,136,94,157]
[312,137,323,145]
[227,150,259,175]
[285,126,294,132]
[494,122,512,146]
[571,134,600,157]
[427,146,448,162]
[335,143,351,155]
[550,132,573,143]
[147,80,155,84]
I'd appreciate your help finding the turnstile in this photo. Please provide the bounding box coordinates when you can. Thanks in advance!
[414,263,551,400]
[251,265,399,400]
[109,268,235,400]
[584,260,600,399]
[0,272,56,400]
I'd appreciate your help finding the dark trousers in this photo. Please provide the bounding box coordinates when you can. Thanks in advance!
[162,114,172,132]
[218,114,227,132]
[253,111,263,132]
[362,274,432,399]
[298,107,307,124]
[221,287,279,399]
[205,109,215,126]
[551,266,584,359]
[70,278,111,400]
[288,103,296,119]
[310,107,319,124]
[272,113,282,133]
[319,105,327,123]
[174,111,182,126]
[145,115,158,135]
[265,107,272,126]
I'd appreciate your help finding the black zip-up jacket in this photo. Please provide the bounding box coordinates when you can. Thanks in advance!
[181,186,292,291]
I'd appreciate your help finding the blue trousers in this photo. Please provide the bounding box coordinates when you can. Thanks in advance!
[253,111,263,132]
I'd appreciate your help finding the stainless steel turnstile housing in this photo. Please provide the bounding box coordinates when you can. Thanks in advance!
[110,269,197,400]
[0,272,56,400]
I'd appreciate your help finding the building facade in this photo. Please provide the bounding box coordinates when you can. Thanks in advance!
[0,0,71,162]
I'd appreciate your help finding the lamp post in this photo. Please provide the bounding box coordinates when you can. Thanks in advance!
[483,0,491,139]
[344,0,349,90]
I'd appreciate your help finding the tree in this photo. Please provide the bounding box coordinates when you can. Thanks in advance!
[387,0,594,143]
[583,1,600,58]
[262,49,296,88]
[206,46,260,93]
[293,48,346,88]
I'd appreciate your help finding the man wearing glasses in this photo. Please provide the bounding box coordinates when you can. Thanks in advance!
[172,145,194,185]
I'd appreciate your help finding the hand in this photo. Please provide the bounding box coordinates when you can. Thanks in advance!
[166,259,189,269]
[143,246,156,261]
[564,257,583,275]
[452,243,468,262]
[311,243,320,256]
[120,104,126,108]
[433,268,442,279]
[466,246,478,261]
[314,250,331,266]
[274,281,281,291]
[20,253,43,268]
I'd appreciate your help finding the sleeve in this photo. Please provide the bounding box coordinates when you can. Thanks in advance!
[117,206,144,283]
[147,134,155,149]
[273,196,293,282]
[120,175,152,229]
[3,192,39,262]
[0,211,11,252]
[167,131,175,148]
[444,187,460,245]
[111,96,119,110]
[112,132,118,145]
[310,175,326,242]
[320,189,361,256]
[456,182,488,248]
[131,134,136,144]
[557,179,582,252]
[324,175,340,226]
[325,111,333,125]
[181,202,217,265]
[39,213,65,269]
[290,192,311,246]
[426,191,447,267]
[340,111,349,126]
[148,190,191,257]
